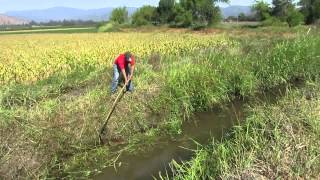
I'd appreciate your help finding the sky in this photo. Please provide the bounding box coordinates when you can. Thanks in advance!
[0,0,273,13]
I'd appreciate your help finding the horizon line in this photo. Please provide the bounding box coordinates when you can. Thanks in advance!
[1,4,251,14]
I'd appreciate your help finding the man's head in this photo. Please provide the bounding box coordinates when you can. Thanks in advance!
[125,52,132,62]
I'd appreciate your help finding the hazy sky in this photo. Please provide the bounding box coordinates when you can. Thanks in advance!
[0,0,273,13]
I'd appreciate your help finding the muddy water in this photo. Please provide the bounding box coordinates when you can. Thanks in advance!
[94,84,295,180]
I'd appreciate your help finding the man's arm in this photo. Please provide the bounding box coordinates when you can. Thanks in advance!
[121,68,128,84]
[129,65,135,80]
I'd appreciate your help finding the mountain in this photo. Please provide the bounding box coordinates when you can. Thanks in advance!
[4,6,251,23]
[221,6,252,18]
[5,7,138,22]
[0,14,29,25]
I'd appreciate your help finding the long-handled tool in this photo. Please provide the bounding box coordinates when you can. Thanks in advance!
[99,81,129,144]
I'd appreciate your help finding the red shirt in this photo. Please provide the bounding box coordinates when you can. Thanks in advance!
[114,54,135,70]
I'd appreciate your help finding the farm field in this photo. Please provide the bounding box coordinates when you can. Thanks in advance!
[0,26,97,35]
[0,26,319,179]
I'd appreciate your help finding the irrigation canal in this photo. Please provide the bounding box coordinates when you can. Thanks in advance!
[94,82,301,180]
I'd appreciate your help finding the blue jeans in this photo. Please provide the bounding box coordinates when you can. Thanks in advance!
[111,64,134,93]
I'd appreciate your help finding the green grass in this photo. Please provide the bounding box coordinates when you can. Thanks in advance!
[1,28,320,179]
[169,80,320,179]
[155,32,320,134]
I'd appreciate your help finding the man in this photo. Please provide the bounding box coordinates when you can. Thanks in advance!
[111,52,135,94]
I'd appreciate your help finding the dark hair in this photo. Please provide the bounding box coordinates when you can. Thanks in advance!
[124,52,131,61]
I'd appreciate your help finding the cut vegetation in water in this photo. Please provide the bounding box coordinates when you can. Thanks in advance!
[0,27,320,179]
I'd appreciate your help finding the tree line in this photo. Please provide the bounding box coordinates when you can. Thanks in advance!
[110,0,228,29]
[253,0,320,27]
[110,0,320,28]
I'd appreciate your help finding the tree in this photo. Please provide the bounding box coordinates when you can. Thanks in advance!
[299,0,320,24]
[287,6,305,26]
[132,6,157,26]
[179,0,227,27]
[131,0,229,28]
[29,20,37,26]
[238,13,246,21]
[272,0,294,20]
[110,7,128,24]
[157,0,175,23]
[211,6,223,25]
[226,16,238,21]
[172,3,193,27]
[272,0,305,26]
[252,0,272,21]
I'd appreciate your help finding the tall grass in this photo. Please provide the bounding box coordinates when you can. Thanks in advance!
[155,33,320,134]
[169,80,320,179]
[1,30,319,179]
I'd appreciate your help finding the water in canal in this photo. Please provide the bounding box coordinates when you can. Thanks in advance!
[95,84,295,180]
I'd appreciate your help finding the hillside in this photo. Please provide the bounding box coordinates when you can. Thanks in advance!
[0,14,29,25]
[5,6,251,23]
[221,5,252,18]
[6,7,138,22]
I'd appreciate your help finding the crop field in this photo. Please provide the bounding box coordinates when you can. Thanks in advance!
[0,33,229,84]
[0,27,319,179]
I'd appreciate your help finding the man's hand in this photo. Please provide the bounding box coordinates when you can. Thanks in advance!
[128,75,133,81]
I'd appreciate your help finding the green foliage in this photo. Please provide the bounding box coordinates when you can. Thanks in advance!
[271,0,305,26]
[157,0,176,23]
[299,0,320,24]
[236,12,257,22]
[172,4,193,27]
[252,0,272,21]
[151,0,226,28]
[261,16,287,26]
[2,29,320,179]
[209,6,223,26]
[272,0,294,20]
[253,0,305,27]
[253,36,320,85]
[169,80,320,179]
[97,22,121,32]
[132,6,157,26]
[110,7,128,24]
[180,0,224,27]
[160,34,320,179]
[157,34,320,135]
[0,66,97,109]
[287,7,304,27]
[238,13,246,21]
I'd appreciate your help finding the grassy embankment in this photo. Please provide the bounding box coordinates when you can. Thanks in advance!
[169,80,320,179]
[0,27,319,179]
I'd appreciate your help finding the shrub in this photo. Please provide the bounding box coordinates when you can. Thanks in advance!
[110,7,128,24]
[262,16,287,26]
[132,6,157,26]
[171,4,193,27]
[97,22,121,32]
[287,8,304,27]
